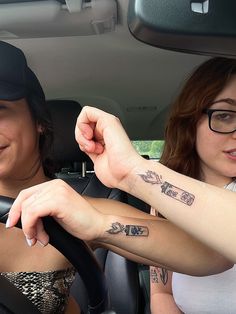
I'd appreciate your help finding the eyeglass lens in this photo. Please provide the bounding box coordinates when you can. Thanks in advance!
[211,110,236,133]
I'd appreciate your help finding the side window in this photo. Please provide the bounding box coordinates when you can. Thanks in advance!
[132,140,164,160]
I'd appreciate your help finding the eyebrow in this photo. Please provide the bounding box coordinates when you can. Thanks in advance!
[212,98,236,106]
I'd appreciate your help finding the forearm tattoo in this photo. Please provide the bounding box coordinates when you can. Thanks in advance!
[139,170,194,206]
[106,222,149,236]
[150,266,168,285]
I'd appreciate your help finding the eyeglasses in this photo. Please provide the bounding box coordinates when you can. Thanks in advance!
[202,108,236,134]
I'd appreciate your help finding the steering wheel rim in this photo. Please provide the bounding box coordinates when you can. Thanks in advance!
[0,195,109,314]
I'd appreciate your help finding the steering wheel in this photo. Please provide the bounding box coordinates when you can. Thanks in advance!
[0,195,110,314]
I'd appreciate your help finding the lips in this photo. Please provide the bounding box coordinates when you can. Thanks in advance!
[229,152,236,156]
[224,149,236,159]
[225,149,236,154]
[0,145,8,151]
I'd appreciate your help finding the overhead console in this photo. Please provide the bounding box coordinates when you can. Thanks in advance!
[0,0,117,38]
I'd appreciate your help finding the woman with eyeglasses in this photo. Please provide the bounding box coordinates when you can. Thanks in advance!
[150,57,236,314]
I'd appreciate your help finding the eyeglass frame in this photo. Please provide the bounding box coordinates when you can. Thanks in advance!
[202,108,236,134]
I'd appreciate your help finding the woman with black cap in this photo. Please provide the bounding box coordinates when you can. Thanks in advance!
[0,41,80,314]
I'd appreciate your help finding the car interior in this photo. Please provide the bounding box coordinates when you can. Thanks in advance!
[0,0,235,313]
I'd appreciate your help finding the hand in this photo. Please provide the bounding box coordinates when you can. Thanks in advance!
[7,179,105,246]
[75,106,142,189]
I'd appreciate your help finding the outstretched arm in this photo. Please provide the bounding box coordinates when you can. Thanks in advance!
[7,180,231,276]
[123,158,236,263]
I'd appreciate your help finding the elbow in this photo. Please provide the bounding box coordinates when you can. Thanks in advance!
[195,257,234,277]
[209,258,234,275]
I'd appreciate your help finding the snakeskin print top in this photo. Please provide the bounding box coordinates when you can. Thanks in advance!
[1,267,76,314]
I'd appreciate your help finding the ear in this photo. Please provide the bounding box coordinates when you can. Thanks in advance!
[37,124,44,134]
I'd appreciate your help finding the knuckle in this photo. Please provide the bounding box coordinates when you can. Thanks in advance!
[54,180,70,197]
[114,115,121,123]
[53,178,67,190]
[21,198,30,211]
[17,189,27,199]
[54,178,63,185]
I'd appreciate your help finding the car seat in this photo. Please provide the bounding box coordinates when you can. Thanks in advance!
[46,99,150,314]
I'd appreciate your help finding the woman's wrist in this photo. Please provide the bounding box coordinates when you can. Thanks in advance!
[96,214,115,242]
[118,155,150,194]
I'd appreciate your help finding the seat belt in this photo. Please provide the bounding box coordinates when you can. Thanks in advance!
[138,265,151,314]
[0,274,41,314]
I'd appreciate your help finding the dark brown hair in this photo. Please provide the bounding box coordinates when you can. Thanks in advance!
[160,57,236,179]
[26,94,55,178]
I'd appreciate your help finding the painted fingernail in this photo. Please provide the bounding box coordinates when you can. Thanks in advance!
[26,237,34,247]
[5,218,11,228]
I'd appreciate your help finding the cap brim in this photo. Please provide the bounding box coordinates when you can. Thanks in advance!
[0,81,26,101]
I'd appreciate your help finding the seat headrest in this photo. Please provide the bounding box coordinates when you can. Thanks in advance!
[46,100,90,163]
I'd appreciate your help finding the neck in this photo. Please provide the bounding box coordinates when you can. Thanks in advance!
[202,173,233,188]
[199,162,233,187]
[0,166,49,198]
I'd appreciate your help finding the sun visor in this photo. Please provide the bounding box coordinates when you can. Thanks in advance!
[0,0,117,38]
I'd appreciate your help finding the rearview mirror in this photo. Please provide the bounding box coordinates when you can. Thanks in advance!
[128,0,236,57]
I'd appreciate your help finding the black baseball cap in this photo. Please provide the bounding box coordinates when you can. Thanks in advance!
[0,41,45,101]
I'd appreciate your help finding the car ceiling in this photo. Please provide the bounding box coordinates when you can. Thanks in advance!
[3,0,207,140]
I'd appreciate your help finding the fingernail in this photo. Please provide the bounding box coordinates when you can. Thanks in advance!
[37,240,47,247]
[5,218,11,228]
[26,237,34,247]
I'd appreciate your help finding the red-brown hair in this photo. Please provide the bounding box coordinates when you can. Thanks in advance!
[160,57,236,179]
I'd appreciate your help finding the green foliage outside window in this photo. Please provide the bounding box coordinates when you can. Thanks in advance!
[132,140,164,160]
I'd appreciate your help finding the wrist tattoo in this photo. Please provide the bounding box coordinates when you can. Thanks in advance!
[150,267,158,283]
[139,170,195,206]
[150,266,168,285]
[106,222,149,236]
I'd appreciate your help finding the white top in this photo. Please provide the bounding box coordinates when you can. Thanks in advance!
[172,180,236,314]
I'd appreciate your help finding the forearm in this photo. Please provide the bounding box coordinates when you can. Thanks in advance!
[150,293,183,314]
[120,158,236,263]
[94,241,163,266]
[96,213,231,275]
[85,197,231,274]
[150,268,182,314]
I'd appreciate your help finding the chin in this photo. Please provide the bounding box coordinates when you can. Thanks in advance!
[223,171,236,179]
